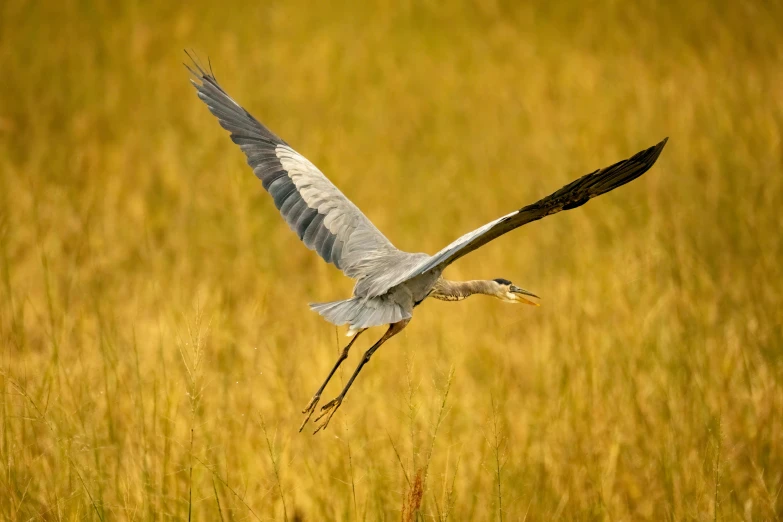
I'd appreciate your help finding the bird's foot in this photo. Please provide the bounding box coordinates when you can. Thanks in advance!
[299,394,321,432]
[312,396,343,434]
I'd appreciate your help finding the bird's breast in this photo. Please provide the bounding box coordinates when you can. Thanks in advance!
[406,270,442,304]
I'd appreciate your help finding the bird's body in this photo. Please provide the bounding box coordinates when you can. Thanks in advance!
[186,54,667,433]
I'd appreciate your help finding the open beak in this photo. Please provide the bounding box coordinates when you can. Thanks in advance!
[510,285,540,306]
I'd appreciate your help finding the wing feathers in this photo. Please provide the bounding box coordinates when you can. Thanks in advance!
[188,54,666,306]
[295,207,318,239]
[389,139,668,288]
[303,213,325,248]
[188,54,400,279]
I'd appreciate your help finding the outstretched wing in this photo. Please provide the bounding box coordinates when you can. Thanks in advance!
[186,55,398,278]
[371,138,668,295]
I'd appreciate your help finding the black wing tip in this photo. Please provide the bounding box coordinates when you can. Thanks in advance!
[606,137,668,188]
[638,137,669,167]
[651,136,669,155]
[650,136,668,158]
[611,136,669,178]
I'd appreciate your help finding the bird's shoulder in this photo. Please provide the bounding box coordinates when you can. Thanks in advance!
[351,251,431,298]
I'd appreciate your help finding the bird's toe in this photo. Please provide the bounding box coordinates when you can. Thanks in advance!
[312,397,343,434]
[299,394,322,432]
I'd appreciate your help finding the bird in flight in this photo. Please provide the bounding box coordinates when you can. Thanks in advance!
[186,54,667,434]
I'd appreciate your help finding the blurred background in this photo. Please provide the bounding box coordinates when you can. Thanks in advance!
[1,0,782,520]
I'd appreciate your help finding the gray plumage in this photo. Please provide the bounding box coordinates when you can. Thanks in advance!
[186,57,667,333]
[186,54,668,433]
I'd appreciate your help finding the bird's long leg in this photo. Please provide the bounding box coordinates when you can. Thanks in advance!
[313,319,410,434]
[299,328,366,432]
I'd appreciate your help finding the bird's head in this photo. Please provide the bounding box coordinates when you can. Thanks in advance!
[492,278,540,305]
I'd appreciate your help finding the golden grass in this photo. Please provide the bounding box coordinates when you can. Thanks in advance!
[1,0,782,519]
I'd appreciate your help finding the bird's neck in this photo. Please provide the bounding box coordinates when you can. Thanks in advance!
[430,278,497,301]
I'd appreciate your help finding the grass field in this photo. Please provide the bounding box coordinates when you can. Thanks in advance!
[1,0,782,520]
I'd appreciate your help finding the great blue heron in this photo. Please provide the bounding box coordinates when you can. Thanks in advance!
[186,55,667,434]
